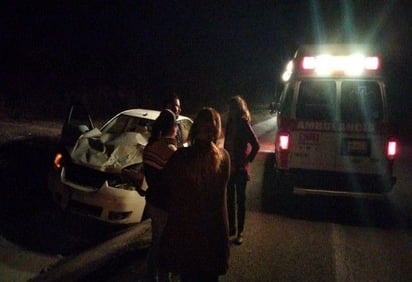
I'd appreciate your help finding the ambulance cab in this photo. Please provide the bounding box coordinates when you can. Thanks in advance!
[274,44,398,197]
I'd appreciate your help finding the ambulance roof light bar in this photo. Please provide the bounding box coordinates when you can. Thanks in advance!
[281,45,382,82]
[300,54,380,76]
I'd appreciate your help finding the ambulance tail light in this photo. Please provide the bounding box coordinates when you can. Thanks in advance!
[386,138,398,160]
[276,131,290,169]
[278,132,290,150]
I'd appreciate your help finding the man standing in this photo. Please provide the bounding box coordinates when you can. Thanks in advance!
[163,93,184,147]
[163,93,181,118]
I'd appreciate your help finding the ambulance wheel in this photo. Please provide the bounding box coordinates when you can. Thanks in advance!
[274,169,293,195]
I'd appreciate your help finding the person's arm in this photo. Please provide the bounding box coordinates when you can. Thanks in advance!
[245,121,260,163]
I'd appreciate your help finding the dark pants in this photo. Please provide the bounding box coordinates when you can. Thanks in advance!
[227,170,248,236]
[146,203,170,282]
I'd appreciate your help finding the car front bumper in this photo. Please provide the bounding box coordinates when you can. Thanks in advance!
[48,169,146,224]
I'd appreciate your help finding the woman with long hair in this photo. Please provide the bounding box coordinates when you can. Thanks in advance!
[159,107,231,282]
[224,95,260,245]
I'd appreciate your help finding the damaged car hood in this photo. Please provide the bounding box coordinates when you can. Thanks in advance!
[70,128,147,172]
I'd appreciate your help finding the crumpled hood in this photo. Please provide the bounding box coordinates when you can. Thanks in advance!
[70,128,147,172]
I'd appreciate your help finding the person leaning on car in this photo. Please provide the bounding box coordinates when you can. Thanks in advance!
[143,109,178,282]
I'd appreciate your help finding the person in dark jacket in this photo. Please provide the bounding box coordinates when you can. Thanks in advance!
[143,109,178,282]
[159,107,230,282]
[163,93,182,118]
[163,93,184,147]
[224,95,260,245]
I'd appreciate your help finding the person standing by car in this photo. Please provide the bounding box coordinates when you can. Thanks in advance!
[224,95,260,245]
[143,109,178,282]
[163,93,182,118]
[163,93,184,147]
[159,107,231,282]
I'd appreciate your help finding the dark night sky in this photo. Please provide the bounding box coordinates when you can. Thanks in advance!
[1,1,411,117]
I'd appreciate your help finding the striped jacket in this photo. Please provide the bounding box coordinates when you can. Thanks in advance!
[143,137,177,210]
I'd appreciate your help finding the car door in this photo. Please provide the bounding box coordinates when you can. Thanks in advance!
[60,103,94,151]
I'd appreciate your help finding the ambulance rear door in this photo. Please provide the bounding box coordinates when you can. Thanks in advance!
[335,79,388,175]
[289,80,338,171]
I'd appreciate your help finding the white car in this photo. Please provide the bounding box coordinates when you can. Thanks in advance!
[48,105,193,224]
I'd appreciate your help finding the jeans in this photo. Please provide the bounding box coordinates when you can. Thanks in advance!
[146,202,170,282]
[227,170,248,236]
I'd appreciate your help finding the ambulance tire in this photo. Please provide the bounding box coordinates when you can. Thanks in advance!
[274,169,293,195]
[272,169,295,211]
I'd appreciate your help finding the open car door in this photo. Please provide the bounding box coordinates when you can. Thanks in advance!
[60,103,94,151]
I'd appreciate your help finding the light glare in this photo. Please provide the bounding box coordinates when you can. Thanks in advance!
[298,53,380,76]
[387,140,397,157]
[281,60,294,81]
[279,134,289,150]
[365,56,379,70]
[302,57,316,69]
[345,54,365,75]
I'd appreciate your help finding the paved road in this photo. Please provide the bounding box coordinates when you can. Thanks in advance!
[1,117,411,281]
[75,117,412,281]
[71,149,412,282]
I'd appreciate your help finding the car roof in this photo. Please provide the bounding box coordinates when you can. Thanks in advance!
[118,108,191,122]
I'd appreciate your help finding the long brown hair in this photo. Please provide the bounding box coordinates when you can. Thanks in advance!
[228,95,251,123]
[187,107,224,185]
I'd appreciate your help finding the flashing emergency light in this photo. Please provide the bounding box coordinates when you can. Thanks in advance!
[299,54,380,76]
[364,56,380,70]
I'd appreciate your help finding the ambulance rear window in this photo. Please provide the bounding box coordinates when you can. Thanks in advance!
[296,81,336,121]
[340,81,383,122]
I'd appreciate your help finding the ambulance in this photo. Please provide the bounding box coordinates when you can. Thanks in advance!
[274,44,398,197]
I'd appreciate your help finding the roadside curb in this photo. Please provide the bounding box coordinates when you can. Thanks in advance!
[30,219,151,282]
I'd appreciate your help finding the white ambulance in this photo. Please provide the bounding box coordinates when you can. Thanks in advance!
[274,44,399,197]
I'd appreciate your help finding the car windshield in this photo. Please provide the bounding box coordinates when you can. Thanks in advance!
[101,114,153,136]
